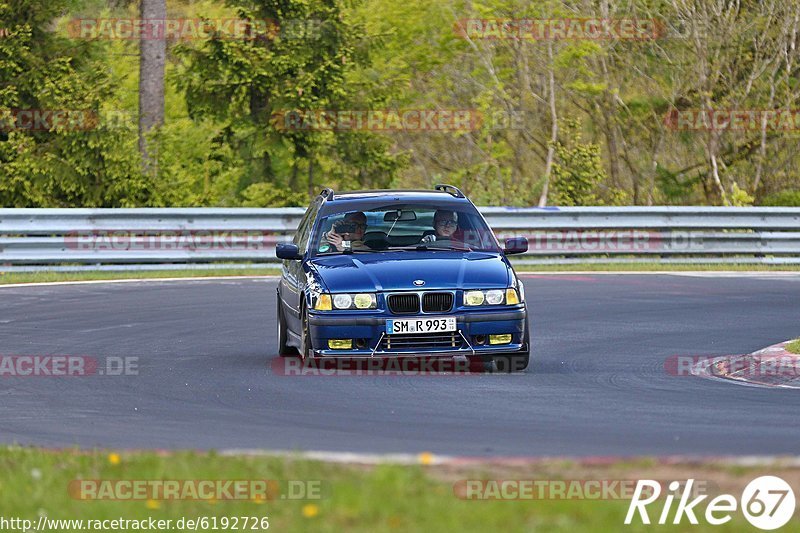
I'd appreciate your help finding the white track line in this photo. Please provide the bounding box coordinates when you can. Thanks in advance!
[519,271,800,277]
[0,275,280,289]
[217,449,800,467]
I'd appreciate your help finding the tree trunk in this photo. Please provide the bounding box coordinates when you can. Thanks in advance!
[538,42,558,207]
[307,158,315,199]
[138,0,166,175]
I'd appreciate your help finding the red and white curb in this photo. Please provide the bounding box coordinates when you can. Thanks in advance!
[690,340,800,389]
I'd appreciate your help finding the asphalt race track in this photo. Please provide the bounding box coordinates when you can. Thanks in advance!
[1,273,799,456]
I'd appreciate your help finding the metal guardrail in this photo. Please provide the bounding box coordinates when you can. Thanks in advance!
[0,207,799,269]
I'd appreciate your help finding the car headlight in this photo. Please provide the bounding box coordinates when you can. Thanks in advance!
[464,288,521,306]
[327,293,377,310]
[353,293,376,309]
[485,290,504,305]
[464,290,485,306]
[333,294,352,309]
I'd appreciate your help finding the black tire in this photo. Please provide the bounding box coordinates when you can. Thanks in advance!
[299,304,313,360]
[277,299,297,356]
[467,356,493,373]
[492,353,529,373]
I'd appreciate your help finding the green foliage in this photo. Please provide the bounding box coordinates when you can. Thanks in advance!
[730,183,754,207]
[550,120,607,206]
[240,182,307,207]
[3,0,800,207]
[171,0,402,199]
[655,165,699,205]
[0,0,150,207]
[761,190,800,207]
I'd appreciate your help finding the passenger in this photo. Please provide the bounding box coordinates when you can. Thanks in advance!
[421,210,458,243]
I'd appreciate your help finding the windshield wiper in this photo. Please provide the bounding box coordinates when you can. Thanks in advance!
[391,244,474,252]
[341,248,382,254]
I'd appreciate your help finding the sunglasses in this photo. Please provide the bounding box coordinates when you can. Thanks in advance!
[436,220,457,227]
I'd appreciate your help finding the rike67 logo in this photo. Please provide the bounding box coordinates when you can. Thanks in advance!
[625,476,795,530]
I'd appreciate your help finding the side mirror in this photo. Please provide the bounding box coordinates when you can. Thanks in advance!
[276,243,302,260]
[504,237,528,255]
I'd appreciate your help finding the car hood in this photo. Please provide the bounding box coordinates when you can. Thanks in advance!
[309,251,511,292]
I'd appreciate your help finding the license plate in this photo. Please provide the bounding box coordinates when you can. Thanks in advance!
[386,317,457,335]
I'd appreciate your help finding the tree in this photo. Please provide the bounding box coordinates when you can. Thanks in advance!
[173,0,401,200]
[0,0,148,207]
[550,119,615,206]
[138,0,166,173]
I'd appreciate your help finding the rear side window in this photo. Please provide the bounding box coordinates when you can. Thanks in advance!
[293,198,321,254]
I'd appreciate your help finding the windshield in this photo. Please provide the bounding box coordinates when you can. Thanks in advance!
[311,204,501,255]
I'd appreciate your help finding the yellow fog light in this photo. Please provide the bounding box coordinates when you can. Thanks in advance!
[464,290,485,306]
[315,294,332,311]
[505,288,520,305]
[489,334,512,345]
[328,339,353,350]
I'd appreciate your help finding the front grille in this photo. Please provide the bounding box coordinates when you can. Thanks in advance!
[388,294,419,314]
[382,332,462,350]
[422,292,453,313]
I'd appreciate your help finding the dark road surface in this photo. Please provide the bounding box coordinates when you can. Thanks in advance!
[1,273,798,456]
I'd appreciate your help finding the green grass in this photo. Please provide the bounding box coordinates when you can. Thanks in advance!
[0,447,761,532]
[0,268,280,285]
[786,339,800,354]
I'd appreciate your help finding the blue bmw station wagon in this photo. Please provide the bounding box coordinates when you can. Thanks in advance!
[276,185,530,372]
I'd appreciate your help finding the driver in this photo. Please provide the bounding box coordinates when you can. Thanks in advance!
[326,211,370,252]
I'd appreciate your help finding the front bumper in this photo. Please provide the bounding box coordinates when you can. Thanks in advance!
[307,307,528,358]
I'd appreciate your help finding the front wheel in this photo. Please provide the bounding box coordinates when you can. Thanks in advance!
[492,352,530,373]
[277,299,297,356]
[299,305,313,360]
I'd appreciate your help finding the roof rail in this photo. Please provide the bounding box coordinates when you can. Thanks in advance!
[434,184,465,198]
[319,187,335,201]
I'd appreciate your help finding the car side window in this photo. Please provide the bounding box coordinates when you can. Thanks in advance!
[293,205,312,247]
[295,199,321,254]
